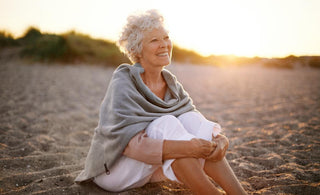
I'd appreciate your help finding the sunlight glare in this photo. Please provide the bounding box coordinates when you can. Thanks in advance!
[154,1,266,57]
[0,0,319,57]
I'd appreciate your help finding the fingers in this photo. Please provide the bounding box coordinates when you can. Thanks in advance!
[201,140,215,157]
[191,138,216,158]
[206,138,228,161]
[190,138,228,159]
[211,140,217,147]
[197,140,217,158]
[207,145,220,161]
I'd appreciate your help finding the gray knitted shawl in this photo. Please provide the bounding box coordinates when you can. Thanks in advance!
[75,63,196,182]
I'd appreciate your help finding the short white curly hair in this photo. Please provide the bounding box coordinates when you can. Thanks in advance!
[117,9,167,63]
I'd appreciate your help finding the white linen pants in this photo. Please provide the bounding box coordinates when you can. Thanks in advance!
[93,111,220,192]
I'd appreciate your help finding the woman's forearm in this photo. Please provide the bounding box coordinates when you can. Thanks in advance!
[162,140,192,160]
[162,139,215,161]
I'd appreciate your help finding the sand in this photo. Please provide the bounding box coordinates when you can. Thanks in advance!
[0,57,319,194]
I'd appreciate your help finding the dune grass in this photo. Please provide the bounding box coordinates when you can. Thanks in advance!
[20,33,68,62]
[1,27,319,68]
[16,27,130,65]
[63,31,129,65]
[0,31,20,48]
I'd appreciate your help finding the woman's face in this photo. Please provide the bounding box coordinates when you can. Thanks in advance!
[138,27,172,68]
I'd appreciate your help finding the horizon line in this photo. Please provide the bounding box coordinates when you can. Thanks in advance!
[1,26,319,59]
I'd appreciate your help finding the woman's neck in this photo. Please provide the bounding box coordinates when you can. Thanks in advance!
[141,69,167,100]
[140,64,164,84]
[139,65,167,100]
[141,70,163,87]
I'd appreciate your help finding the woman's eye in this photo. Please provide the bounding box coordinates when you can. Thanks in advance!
[151,39,158,42]
[164,36,170,40]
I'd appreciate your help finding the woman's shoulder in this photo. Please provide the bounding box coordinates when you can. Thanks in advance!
[110,63,142,87]
[162,68,180,88]
[113,63,145,81]
[162,68,177,80]
[111,63,133,80]
[114,63,131,74]
[114,63,142,74]
[105,64,135,96]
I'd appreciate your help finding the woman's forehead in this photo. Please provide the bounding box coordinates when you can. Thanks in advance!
[143,27,169,37]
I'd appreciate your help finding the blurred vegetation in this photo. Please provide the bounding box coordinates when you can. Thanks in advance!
[304,56,320,68]
[261,55,320,69]
[1,26,319,68]
[172,46,262,66]
[0,31,20,47]
[19,27,42,45]
[20,28,68,62]
[1,27,130,65]
[63,31,129,65]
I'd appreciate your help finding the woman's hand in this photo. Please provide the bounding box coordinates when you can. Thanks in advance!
[206,134,229,162]
[162,137,224,160]
[188,138,217,159]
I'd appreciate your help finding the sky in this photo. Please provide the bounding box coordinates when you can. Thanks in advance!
[0,0,320,58]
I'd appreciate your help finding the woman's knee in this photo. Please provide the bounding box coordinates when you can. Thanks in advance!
[178,111,220,140]
[178,112,207,135]
[146,115,192,140]
[178,111,204,121]
[157,115,179,124]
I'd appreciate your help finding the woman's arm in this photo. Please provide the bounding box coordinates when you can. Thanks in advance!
[123,131,217,164]
[164,134,229,162]
[123,131,163,164]
[162,138,216,160]
[206,134,229,161]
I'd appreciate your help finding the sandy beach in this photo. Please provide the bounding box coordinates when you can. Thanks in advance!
[0,58,319,194]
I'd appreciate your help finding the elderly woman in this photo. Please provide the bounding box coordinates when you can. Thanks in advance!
[75,10,246,195]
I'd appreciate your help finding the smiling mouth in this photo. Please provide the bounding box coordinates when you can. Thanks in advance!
[157,52,169,57]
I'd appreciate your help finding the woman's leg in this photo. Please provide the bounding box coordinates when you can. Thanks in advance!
[178,112,246,194]
[146,115,222,194]
[171,158,222,195]
[204,158,247,195]
[178,111,221,140]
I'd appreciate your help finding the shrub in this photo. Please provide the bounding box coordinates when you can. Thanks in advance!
[0,31,19,48]
[308,56,320,68]
[262,58,294,69]
[172,46,208,65]
[19,27,42,45]
[20,34,68,62]
[63,32,130,65]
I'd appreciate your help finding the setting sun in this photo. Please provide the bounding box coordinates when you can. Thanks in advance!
[0,0,319,58]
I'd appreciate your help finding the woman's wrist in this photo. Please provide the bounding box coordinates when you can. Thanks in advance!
[162,140,193,160]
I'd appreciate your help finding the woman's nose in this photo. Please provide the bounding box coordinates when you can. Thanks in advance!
[160,39,167,48]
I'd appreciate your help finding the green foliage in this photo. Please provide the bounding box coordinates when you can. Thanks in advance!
[172,46,207,64]
[19,27,42,44]
[20,34,68,62]
[308,56,320,68]
[261,58,294,69]
[63,31,130,65]
[0,31,19,48]
[19,27,71,63]
[261,55,320,69]
[172,46,261,67]
[16,28,130,65]
[206,55,261,67]
[1,26,319,68]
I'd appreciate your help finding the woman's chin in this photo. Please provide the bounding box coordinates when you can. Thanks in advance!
[161,58,171,66]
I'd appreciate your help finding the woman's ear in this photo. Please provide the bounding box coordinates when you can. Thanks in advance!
[136,52,142,59]
[131,48,141,58]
